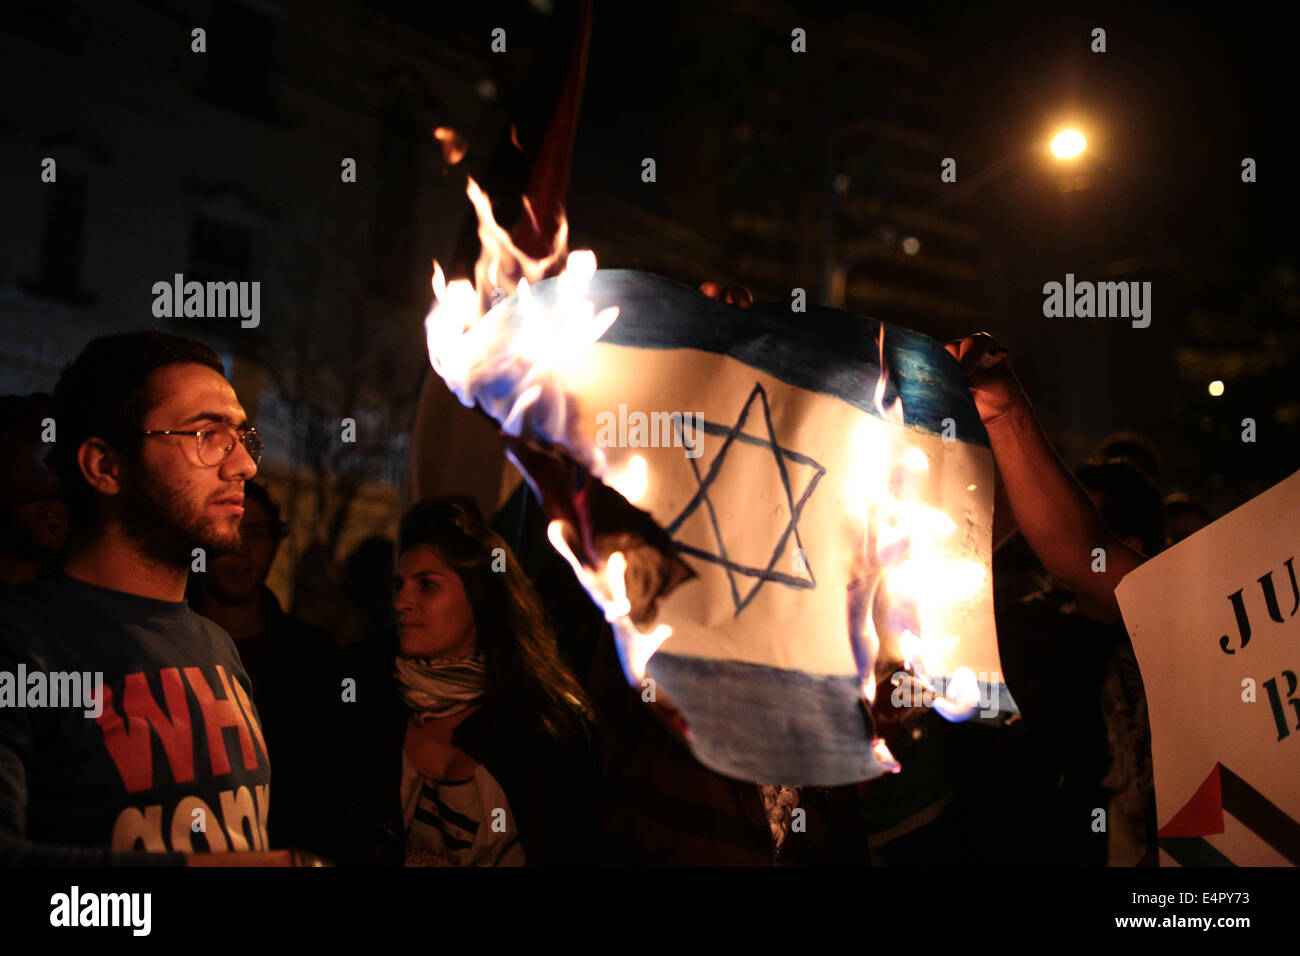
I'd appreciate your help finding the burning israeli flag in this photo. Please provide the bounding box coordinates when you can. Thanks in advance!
[423,180,1015,786]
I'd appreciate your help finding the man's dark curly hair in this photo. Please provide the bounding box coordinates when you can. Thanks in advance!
[51,331,225,528]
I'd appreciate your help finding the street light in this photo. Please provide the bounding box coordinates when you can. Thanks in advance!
[920,124,1093,217]
[1050,129,1087,160]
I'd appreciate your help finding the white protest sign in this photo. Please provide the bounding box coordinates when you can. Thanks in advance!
[1116,468,1300,866]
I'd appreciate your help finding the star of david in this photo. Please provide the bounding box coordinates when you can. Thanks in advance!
[665,382,825,615]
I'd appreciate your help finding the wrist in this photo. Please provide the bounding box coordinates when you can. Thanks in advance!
[982,397,1033,433]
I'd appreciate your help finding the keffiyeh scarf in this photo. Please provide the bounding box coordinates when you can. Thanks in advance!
[395,653,487,723]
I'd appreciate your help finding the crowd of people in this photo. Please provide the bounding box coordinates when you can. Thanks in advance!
[0,328,1213,866]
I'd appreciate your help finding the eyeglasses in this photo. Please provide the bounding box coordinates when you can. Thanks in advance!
[139,422,263,467]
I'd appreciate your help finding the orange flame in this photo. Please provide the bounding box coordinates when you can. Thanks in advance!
[425,171,668,681]
[547,520,672,682]
[433,127,468,166]
[849,325,988,769]
[424,174,611,448]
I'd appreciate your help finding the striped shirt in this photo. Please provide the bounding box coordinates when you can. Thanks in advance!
[400,751,525,866]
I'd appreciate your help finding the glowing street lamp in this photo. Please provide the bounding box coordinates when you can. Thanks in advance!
[1050,129,1087,159]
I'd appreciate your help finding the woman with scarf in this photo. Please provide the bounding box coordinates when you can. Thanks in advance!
[340,496,597,866]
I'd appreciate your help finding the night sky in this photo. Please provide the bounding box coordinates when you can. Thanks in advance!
[529,0,1300,512]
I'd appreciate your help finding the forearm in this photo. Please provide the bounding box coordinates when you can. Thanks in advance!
[985,402,1144,617]
[1,835,288,866]
[0,831,184,866]
[186,850,295,866]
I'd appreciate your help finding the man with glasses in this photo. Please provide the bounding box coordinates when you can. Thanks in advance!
[0,331,307,864]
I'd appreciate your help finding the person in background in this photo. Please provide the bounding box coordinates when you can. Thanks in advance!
[1076,459,1163,866]
[345,496,597,866]
[1071,459,1165,615]
[856,707,954,866]
[590,627,871,866]
[978,458,1162,864]
[1163,493,1213,546]
[1094,431,1163,489]
[943,335,1159,866]
[335,535,397,650]
[0,393,68,587]
[289,541,339,636]
[190,481,296,693]
[188,480,347,859]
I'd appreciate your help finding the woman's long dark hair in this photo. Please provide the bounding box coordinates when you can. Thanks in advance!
[398,496,594,748]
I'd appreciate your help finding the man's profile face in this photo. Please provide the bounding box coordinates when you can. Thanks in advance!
[206,495,278,604]
[117,363,257,564]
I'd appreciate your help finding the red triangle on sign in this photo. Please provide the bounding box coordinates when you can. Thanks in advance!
[1158,763,1225,838]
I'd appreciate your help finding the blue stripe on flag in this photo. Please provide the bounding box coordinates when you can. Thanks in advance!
[647,651,875,785]
[523,269,990,446]
[647,651,1017,785]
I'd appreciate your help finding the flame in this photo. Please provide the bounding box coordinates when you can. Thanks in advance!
[425,175,615,451]
[604,454,648,503]
[433,127,468,165]
[425,170,675,684]
[423,159,991,774]
[872,738,901,774]
[547,521,672,681]
[848,323,988,767]
[934,666,981,720]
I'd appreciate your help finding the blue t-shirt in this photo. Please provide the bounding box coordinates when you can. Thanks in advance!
[0,572,272,865]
